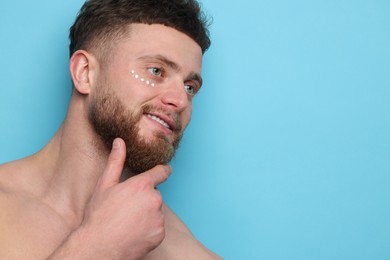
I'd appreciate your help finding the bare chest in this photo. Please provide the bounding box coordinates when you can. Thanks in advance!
[0,195,72,259]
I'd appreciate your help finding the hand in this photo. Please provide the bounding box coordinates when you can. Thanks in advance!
[79,138,171,259]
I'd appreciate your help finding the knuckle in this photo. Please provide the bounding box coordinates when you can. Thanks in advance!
[157,227,166,242]
[133,176,154,190]
[154,219,166,240]
[150,191,163,207]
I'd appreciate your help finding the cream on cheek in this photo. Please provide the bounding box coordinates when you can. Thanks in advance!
[131,69,156,87]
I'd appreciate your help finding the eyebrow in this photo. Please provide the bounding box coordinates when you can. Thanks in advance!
[137,54,203,87]
[187,72,203,88]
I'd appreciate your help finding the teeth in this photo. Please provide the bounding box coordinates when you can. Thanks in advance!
[147,114,170,129]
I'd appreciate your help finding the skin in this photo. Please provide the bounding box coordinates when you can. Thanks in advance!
[0,24,221,259]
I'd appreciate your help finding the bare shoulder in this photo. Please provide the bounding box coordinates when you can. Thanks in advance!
[0,161,24,257]
[0,156,46,202]
[0,161,15,211]
[0,160,68,259]
[143,204,222,260]
[0,159,29,195]
[0,160,24,201]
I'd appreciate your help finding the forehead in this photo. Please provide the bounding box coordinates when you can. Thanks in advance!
[113,23,203,73]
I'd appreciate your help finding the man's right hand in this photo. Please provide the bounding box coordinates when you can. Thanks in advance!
[49,138,171,259]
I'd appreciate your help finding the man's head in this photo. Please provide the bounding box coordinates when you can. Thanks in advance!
[69,1,210,174]
[69,0,211,60]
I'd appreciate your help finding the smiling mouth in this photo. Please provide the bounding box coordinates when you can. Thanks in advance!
[146,114,171,130]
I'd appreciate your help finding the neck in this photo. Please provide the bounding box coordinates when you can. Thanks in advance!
[31,93,110,227]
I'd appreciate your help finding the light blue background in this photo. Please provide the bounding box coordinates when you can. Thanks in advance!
[1,1,389,259]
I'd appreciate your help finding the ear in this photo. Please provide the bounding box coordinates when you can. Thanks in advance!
[69,50,98,95]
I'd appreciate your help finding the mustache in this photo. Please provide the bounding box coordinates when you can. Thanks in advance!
[141,104,182,132]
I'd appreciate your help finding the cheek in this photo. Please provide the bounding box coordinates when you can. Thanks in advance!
[119,70,158,102]
[181,106,192,128]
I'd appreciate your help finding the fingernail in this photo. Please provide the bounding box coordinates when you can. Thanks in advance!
[113,139,121,149]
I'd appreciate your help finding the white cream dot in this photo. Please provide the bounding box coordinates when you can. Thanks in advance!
[151,83,155,87]
[146,81,150,84]
[131,70,135,74]
[141,78,145,81]
[135,75,139,78]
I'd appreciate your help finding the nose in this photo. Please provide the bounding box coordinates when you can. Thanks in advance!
[160,80,190,112]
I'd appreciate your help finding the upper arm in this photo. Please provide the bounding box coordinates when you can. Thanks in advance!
[142,203,222,260]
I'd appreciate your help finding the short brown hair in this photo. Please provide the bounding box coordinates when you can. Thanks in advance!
[69,0,211,58]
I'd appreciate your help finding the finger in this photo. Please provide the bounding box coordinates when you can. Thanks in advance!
[97,138,126,191]
[139,164,172,187]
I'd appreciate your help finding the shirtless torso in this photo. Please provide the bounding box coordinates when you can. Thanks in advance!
[0,142,220,259]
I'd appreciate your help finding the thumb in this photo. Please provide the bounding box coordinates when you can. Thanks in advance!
[97,138,126,191]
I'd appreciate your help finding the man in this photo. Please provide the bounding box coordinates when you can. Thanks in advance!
[0,0,221,259]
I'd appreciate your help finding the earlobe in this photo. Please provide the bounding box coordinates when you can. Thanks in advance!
[69,50,96,94]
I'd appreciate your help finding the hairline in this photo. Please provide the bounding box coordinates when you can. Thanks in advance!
[83,23,203,66]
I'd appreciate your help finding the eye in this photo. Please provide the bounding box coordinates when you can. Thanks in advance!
[148,67,162,77]
[184,84,196,95]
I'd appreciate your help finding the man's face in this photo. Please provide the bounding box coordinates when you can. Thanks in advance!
[88,24,203,174]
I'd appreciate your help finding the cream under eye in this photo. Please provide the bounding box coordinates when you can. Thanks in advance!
[130,69,156,87]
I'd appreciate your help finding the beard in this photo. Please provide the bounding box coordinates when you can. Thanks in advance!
[88,87,183,175]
